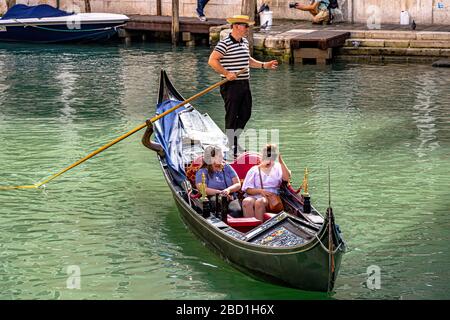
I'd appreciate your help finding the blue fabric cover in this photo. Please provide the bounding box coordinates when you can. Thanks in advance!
[1,4,73,20]
[153,100,188,184]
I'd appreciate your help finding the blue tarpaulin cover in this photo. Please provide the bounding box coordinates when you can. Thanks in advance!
[153,100,188,184]
[1,4,73,20]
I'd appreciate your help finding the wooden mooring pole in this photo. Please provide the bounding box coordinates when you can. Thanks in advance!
[6,0,16,9]
[157,0,162,16]
[84,0,91,13]
[172,0,179,45]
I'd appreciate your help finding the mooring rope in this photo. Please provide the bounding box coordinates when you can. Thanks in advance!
[315,234,343,255]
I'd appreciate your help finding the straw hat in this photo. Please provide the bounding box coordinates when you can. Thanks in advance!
[226,15,255,26]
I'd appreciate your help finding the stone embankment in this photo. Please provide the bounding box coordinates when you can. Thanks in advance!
[210,21,450,63]
[339,30,450,62]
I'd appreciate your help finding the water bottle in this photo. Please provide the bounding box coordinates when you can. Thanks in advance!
[400,11,410,25]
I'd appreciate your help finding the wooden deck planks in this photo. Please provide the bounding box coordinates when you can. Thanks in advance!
[125,15,227,34]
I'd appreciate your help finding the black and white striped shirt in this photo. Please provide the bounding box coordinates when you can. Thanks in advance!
[214,34,250,80]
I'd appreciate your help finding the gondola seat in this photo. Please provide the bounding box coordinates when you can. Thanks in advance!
[229,152,262,181]
[186,152,261,187]
[263,212,277,221]
[226,215,262,233]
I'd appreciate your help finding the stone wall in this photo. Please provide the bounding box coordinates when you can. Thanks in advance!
[352,0,450,25]
[162,0,241,18]
[89,1,153,15]
[2,0,242,16]
[0,1,6,15]
[432,0,450,24]
[2,0,449,25]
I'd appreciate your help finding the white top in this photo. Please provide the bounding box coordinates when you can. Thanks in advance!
[242,162,283,198]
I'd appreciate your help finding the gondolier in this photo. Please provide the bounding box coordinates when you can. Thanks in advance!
[208,14,278,159]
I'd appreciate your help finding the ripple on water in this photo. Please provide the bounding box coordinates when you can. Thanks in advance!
[0,43,449,299]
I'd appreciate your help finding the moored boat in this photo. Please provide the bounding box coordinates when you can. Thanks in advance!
[147,70,346,292]
[0,4,129,43]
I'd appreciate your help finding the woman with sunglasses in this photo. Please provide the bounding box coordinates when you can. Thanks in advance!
[241,144,291,221]
[195,145,242,217]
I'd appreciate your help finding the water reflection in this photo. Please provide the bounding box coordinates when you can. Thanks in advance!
[412,71,440,159]
[0,58,9,113]
[56,64,79,124]
[0,43,125,119]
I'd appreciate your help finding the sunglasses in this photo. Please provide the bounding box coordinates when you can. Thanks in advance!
[235,23,250,28]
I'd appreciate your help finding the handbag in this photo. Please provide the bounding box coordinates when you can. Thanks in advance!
[258,167,284,213]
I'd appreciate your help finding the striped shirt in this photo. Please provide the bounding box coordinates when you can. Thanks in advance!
[214,34,250,80]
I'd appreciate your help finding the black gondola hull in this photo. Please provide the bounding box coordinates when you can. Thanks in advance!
[161,158,344,292]
[153,69,345,292]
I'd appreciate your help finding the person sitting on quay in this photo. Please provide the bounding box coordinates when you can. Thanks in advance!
[241,144,291,221]
[195,145,242,217]
[292,0,331,24]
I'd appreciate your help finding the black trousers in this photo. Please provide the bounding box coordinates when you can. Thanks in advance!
[220,80,252,156]
[220,79,252,130]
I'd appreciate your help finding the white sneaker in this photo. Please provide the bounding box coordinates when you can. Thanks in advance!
[198,15,207,22]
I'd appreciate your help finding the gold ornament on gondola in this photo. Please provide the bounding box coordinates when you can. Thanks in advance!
[302,167,309,196]
[200,172,208,201]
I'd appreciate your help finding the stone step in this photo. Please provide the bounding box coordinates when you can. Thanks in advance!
[338,47,450,57]
[347,30,450,41]
[336,55,443,63]
[345,38,450,49]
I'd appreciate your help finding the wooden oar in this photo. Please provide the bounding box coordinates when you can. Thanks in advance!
[0,69,247,191]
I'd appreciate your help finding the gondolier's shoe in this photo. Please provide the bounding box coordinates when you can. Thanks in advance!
[196,11,207,22]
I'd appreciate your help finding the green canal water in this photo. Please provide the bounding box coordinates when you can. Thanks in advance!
[0,42,449,300]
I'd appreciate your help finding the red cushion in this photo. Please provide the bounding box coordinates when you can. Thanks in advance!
[229,152,262,180]
[226,215,262,227]
[263,212,277,221]
[189,192,201,199]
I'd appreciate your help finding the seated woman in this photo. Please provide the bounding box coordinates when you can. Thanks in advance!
[195,145,242,217]
[241,144,291,221]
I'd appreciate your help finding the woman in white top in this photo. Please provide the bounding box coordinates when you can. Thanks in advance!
[241,144,291,221]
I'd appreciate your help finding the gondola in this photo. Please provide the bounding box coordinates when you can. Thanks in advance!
[146,70,346,292]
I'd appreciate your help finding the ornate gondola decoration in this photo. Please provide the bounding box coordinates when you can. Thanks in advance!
[301,168,311,214]
[145,70,346,292]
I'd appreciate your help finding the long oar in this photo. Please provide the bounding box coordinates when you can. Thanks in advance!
[0,69,246,191]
